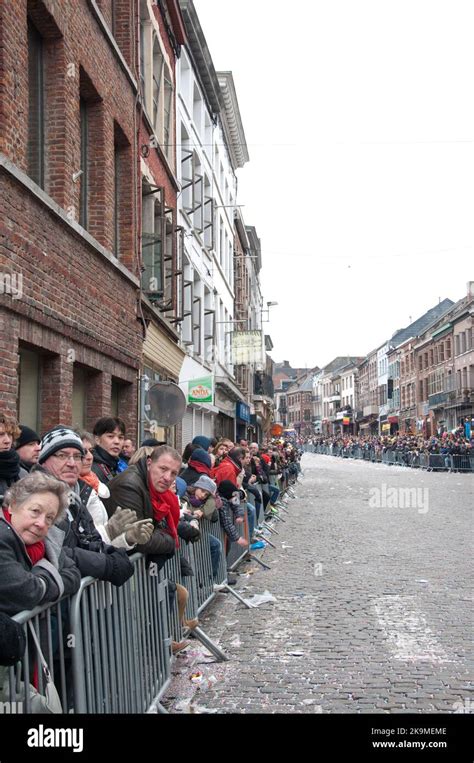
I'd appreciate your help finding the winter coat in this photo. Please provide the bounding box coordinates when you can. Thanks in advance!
[181,493,218,522]
[49,478,134,586]
[213,456,241,487]
[218,496,244,544]
[108,457,177,561]
[0,512,81,616]
[91,446,120,515]
[179,465,203,486]
[0,449,28,508]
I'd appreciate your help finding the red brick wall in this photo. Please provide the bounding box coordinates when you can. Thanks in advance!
[0,0,141,432]
[0,0,138,260]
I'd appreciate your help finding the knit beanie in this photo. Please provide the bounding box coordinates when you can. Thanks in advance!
[189,448,212,469]
[38,426,85,464]
[217,480,239,500]
[15,425,41,450]
[192,475,217,495]
[192,435,211,451]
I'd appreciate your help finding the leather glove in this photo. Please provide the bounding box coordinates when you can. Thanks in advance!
[125,519,154,545]
[106,507,138,541]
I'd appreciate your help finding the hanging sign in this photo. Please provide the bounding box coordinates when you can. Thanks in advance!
[188,376,214,404]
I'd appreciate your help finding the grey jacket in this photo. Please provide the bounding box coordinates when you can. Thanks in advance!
[0,512,81,616]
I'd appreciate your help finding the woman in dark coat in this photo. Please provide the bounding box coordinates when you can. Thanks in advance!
[0,416,28,508]
[0,471,81,616]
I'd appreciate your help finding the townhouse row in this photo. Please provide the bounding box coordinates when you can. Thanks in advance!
[0,0,274,445]
[274,283,473,438]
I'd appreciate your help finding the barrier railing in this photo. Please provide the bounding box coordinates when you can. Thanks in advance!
[3,599,72,715]
[70,554,171,714]
[312,445,473,473]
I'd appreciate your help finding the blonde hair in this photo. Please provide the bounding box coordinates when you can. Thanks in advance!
[129,446,155,465]
[0,415,21,442]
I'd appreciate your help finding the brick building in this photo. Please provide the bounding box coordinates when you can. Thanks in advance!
[1,0,143,434]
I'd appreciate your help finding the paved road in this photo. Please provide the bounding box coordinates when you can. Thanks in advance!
[164,453,473,714]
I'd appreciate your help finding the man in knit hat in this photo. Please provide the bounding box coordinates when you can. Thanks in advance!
[36,426,134,586]
[15,425,41,473]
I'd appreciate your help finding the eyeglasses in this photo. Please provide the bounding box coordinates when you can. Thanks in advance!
[52,452,83,462]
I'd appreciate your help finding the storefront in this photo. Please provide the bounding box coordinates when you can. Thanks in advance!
[236,401,251,442]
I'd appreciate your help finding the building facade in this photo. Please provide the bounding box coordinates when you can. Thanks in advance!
[1,0,142,435]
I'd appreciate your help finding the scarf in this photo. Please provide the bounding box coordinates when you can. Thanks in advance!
[80,470,100,493]
[3,508,45,564]
[147,478,180,548]
[188,458,211,476]
[93,445,119,474]
[0,449,20,483]
[188,494,204,508]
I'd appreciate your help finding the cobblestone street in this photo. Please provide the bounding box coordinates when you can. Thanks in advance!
[163,453,473,714]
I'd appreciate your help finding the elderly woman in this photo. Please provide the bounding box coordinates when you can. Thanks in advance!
[0,471,81,615]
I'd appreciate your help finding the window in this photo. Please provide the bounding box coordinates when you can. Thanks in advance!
[113,121,130,258]
[455,335,460,356]
[113,141,120,255]
[418,355,423,371]
[79,98,89,228]
[72,366,88,429]
[439,342,444,362]
[141,181,178,314]
[18,348,41,430]
[28,20,45,187]
[446,338,451,358]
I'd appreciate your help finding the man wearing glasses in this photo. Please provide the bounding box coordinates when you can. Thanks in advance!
[34,426,133,586]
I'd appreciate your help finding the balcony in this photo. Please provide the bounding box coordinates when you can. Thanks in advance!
[363,405,378,416]
[428,391,449,409]
[327,394,341,403]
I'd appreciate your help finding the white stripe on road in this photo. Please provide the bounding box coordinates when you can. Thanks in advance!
[373,595,454,664]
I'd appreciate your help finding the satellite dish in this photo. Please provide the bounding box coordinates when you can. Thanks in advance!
[147,381,187,426]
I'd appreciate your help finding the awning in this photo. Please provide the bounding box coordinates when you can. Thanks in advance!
[388,416,399,423]
[215,375,246,403]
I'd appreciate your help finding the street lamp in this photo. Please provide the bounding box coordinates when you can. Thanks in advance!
[261,301,278,323]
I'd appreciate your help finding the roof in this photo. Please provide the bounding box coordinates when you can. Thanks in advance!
[389,299,454,347]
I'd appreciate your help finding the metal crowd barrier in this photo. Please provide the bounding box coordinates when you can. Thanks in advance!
[70,554,171,714]
[312,445,473,474]
[3,599,72,714]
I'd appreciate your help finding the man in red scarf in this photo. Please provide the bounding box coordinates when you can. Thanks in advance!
[109,445,196,652]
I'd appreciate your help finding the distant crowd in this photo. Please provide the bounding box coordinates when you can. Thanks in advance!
[310,430,473,455]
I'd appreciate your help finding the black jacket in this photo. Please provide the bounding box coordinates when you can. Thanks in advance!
[57,481,134,586]
[0,513,81,616]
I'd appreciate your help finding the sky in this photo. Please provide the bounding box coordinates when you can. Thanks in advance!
[194,0,474,369]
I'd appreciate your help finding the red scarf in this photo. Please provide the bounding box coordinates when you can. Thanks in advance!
[147,479,180,548]
[3,508,46,564]
[188,458,212,476]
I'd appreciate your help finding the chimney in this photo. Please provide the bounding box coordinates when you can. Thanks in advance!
[467,281,474,299]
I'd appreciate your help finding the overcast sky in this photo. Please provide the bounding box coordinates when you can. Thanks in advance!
[194,0,473,368]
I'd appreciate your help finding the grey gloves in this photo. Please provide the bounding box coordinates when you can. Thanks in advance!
[106,508,137,541]
[124,519,154,545]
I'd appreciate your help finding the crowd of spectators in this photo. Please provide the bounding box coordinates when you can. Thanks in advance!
[0,412,302,671]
